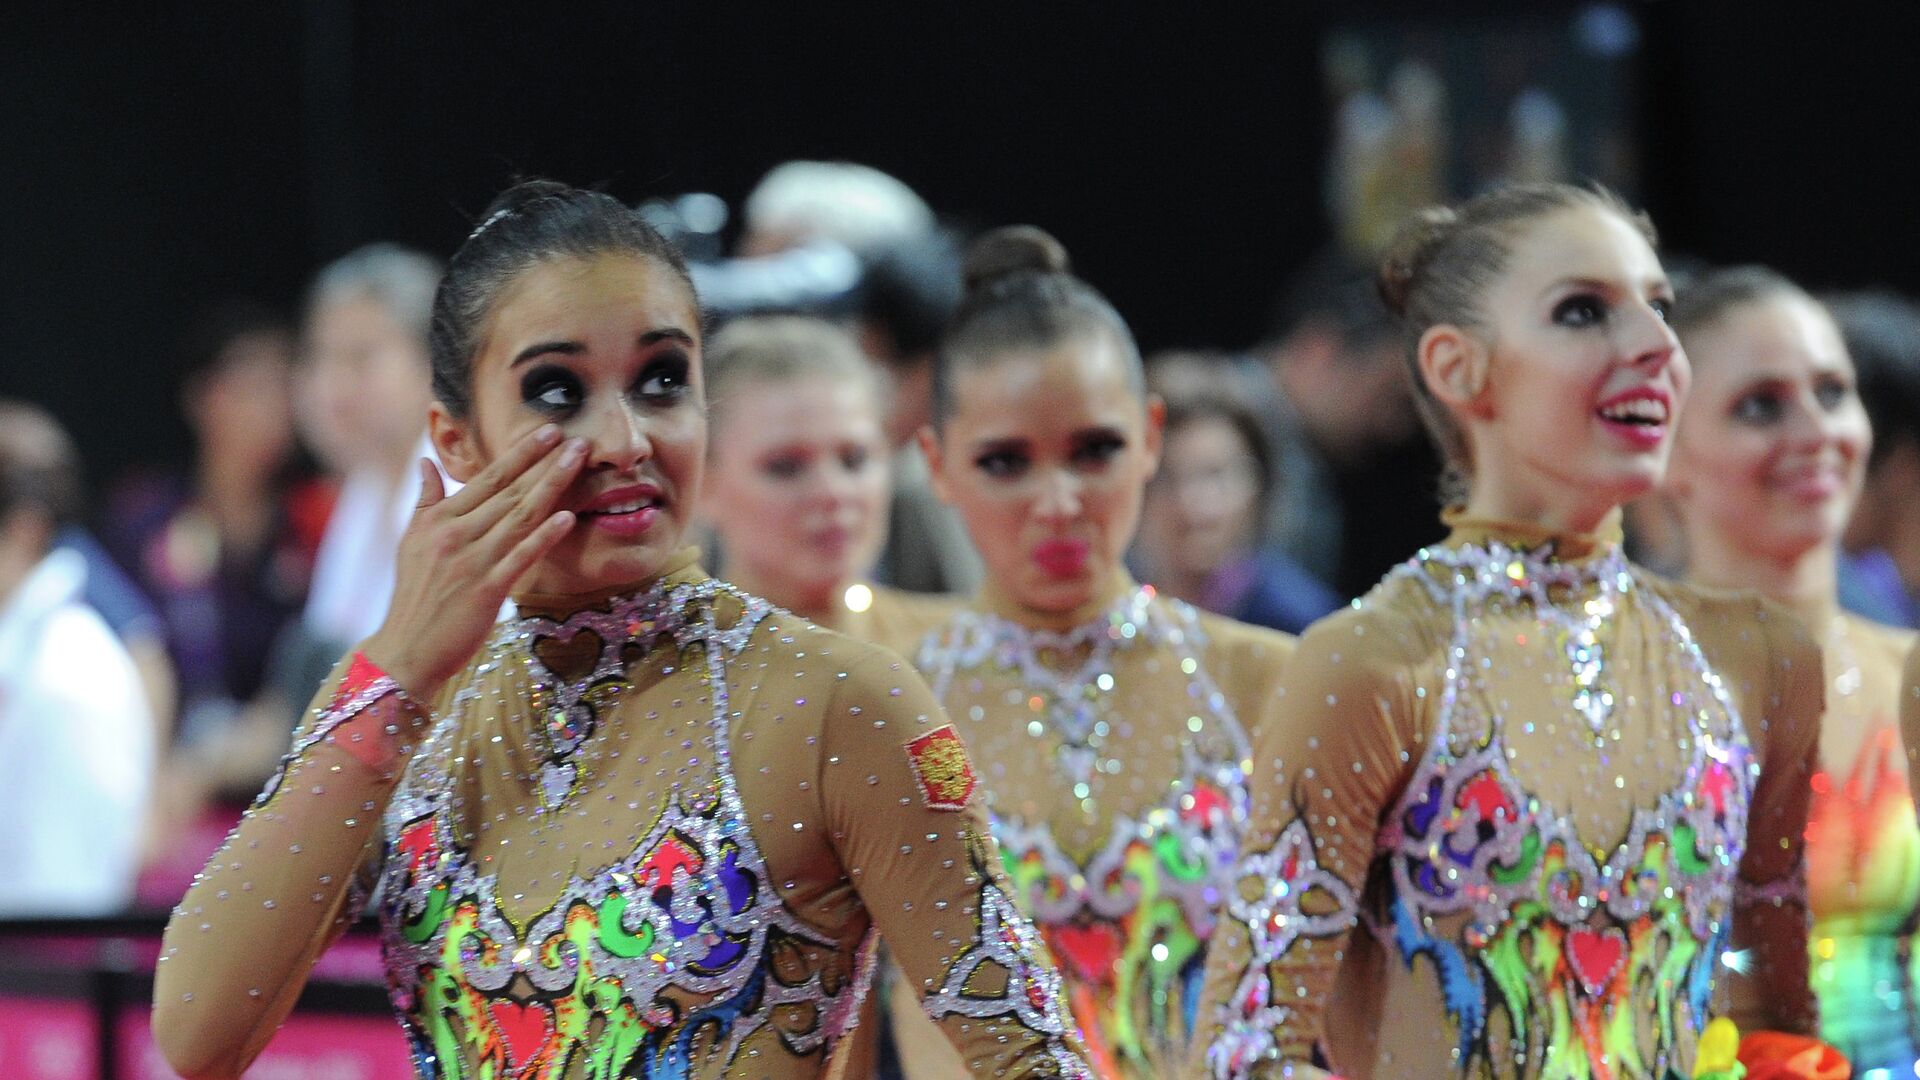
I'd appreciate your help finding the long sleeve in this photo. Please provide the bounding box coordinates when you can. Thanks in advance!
[1190,607,1420,1079]
[1724,601,1824,1037]
[819,649,1092,1079]
[1903,642,1920,838]
[152,652,428,1079]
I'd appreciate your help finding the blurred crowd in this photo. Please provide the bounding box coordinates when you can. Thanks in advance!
[4,159,1919,920]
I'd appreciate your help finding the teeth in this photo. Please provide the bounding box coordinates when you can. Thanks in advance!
[595,499,653,514]
[1600,397,1667,423]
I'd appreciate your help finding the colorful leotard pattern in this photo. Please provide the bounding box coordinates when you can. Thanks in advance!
[1806,616,1920,1075]
[155,554,1091,1080]
[911,581,1293,1079]
[1193,515,1821,1079]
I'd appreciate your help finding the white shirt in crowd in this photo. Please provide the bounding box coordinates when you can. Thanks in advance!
[0,547,155,916]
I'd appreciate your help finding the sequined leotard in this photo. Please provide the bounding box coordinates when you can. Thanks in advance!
[156,552,1091,1079]
[894,573,1294,1079]
[1194,514,1822,1080]
[1806,614,1920,1073]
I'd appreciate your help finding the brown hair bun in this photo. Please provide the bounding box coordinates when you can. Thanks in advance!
[1376,205,1460,318]
[962,225,1071,294]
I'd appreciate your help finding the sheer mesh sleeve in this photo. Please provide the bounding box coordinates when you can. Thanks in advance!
[152,652,429,1078]
[1723,598,1824,1037]
[818,649,1093,1079]
[1189,607,1423,1078]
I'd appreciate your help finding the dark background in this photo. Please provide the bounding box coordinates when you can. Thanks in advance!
[3,3,1914,488]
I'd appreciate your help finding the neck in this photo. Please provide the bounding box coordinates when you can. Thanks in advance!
[1888,497,1920,598]
[1462,476,1620,538]
[725,563,845,626]
[1685,529,1839,627]
[977,566,1135,632]
[196,454,273,535]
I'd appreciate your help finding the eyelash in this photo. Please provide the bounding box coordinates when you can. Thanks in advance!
[1551,293,1673,327]
[1732,379,1853,423]
[971,435,1127,479]
[518,352,693,415]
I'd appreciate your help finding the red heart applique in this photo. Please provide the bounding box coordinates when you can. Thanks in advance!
[1047,922,1123,984]
[1565,926,1626,998]
[487,998,555,1072]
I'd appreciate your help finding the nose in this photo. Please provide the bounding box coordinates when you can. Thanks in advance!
[1783,388,1851,452]
[580,397,651,474]
[1621,301,1681,372]
[1033,467,1083,522]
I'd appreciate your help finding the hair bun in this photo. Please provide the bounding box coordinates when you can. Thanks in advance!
[963,225,1071,293]
[1376,205,1459,317]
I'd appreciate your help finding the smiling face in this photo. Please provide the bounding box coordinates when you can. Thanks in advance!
[703,375,890,611]
[925,332,1162,616]
[431,253,705,596]
[1670,292,1868,562]
[1445,204,1688,522]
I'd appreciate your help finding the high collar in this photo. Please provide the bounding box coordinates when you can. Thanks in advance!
[510,546,707,620]
[1439,506,1624,565]
[973,567,1140,633]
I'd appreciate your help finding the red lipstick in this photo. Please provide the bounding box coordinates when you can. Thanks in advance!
[1032,538,1091,578]
[577,483,664,538]
[1594,386,1673,451]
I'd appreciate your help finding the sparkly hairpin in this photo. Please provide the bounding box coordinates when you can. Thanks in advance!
[466,206,515,242]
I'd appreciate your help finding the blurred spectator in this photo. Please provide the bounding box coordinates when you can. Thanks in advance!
[725,160,980,594]
[102,302,327,750]
[700,316,888,624]
[1134,355,1341,634]
[1258,249,1444,596]
[284,243,443,697]
[856,230,983,594]
[132,247,442,907]
[0,400,154,915]
[1829,290,1920,627]
[55,524,175,738]
[739,160,935,258]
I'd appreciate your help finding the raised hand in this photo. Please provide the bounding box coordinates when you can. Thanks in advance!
[361,424,585,700]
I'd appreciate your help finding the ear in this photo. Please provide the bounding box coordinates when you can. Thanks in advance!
[916,424,953,505]
[1141,393,1167,479]
[1416,324,1492,418]
[428,401,484,484]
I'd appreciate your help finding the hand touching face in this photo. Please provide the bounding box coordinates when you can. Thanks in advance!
[432,253,706,598]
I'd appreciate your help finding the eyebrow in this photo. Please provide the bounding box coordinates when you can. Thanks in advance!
[1536,275,1670,301]
[510,328,696,369]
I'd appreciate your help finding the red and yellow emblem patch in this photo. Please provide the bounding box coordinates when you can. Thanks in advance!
[905,724,977,812]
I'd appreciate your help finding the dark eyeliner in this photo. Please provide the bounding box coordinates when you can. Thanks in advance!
[520,364,582,412]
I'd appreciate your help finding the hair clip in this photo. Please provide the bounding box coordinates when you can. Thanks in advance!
[467,207,515,242]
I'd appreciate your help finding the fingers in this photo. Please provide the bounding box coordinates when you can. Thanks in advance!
[436,424,564,517]
[414,459,446,510]
[470,436,588,540]
[484,511,577,594]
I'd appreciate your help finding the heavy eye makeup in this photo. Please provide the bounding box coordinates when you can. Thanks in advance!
[518,350,693,416]
[1069,428,1127,469]
[1548,287,1672,328]
[972,439,1031,479]
[1812,372,1853,410]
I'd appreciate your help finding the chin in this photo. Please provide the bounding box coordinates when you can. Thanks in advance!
[1022,575,1096,614]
